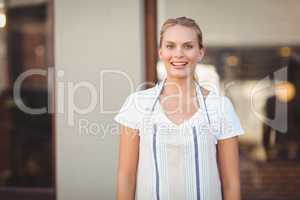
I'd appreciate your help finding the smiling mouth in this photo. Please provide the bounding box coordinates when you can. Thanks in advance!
[170,62,188,69]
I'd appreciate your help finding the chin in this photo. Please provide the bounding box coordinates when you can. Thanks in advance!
[167,70,191,80]
[167,69,193,79]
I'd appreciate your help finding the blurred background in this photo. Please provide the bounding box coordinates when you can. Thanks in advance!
[0,0,299,200]
[0,0,54,199]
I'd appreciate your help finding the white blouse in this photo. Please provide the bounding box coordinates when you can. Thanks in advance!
[115,80,244,200]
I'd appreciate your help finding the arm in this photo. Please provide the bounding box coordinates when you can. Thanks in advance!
[117,125,140,200]
[217,136,241,200]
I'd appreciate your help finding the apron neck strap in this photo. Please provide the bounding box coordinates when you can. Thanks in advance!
[150,78,211,125]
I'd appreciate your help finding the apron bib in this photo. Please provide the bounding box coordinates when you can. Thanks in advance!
[136,79,222,200]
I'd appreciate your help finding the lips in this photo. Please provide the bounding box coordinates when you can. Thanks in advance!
[170,61,188,69]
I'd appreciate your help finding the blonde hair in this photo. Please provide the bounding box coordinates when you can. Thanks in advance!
[159,16,203,49]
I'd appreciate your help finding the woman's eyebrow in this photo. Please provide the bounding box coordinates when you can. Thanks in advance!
[164,41,194,44]
[165,41,175,44]
[183,41,194,44]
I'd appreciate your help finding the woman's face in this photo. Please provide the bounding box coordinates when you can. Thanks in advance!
[159,25,204,80]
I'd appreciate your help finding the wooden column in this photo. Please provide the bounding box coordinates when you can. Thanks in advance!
[144,0,158,87]
[46,0,56,197]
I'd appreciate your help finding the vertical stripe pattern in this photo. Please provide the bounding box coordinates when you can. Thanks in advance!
[139,80,223,200]
[153,124,160,200]
[184,131,195,200]
[192,126,201,200]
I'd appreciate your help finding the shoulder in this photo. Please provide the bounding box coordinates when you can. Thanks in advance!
[130,85,157,101]
[125,85,158,111]
[134,85,158,97]
[203,89,233,111]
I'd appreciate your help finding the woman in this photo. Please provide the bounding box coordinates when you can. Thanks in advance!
[115,17,244,200]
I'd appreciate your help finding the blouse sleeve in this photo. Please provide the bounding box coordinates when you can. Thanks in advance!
[217,96,245,140]
[114,93,143,130]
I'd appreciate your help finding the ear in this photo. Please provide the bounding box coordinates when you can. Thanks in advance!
[158,48,163,60]
[198,48,205,61]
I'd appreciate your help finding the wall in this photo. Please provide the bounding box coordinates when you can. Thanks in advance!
[55,0,144,199]
[158,0,300,46]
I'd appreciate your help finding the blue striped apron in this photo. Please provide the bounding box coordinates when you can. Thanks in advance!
[135,79,222,200]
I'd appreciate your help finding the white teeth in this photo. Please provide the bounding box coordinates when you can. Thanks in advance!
[171,62,188,66]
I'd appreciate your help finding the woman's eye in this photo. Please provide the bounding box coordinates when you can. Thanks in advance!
[166,45,173,49]
[184,45,193,49]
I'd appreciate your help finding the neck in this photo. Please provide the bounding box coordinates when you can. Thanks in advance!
[163,77,197,96]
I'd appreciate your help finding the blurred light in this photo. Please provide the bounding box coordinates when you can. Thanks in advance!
[225,55,239,66]
[156,61,166,81]
[0,13,6,28]
[35,45,45,57]
[275,81,296,102]
[195,63,220,92]
[279,47,292,57]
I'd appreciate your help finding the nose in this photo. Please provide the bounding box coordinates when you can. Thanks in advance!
[174,47,184,58]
